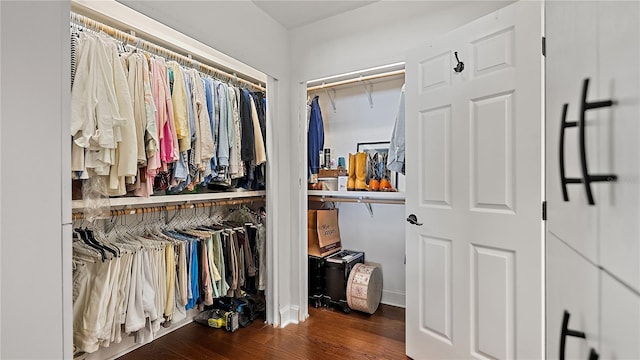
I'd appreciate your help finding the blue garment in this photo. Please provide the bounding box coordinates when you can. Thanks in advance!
[172,151,189,184]
[185,239,192,301]
[168,68,174,94]
[184,72,197,145]
[203,78,218,181]
[308,95,324,175]
[204,78,215,135]
[186,240,199,310]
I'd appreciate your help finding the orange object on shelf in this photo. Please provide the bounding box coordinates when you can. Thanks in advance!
[379,178,394,191]
[369,179,380,191]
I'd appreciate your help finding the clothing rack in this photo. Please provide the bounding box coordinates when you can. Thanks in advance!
[308,195,404,205]
[306,69,405,92]
[70,11,266,92]
[71,196,265,221]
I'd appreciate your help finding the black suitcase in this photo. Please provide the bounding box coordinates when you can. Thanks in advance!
[308,255,327,308]
[324,250,365,313]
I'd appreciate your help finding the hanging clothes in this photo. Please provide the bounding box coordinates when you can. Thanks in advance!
[124,52,149,167]
[252,91,267,154]
[72,210,267,354]
[71,23,267,197]
[71,33,121,177]
[189,69,215,175]
[203,78,217,174]
[387,84,406,174]
[71,29,79,89]
[150,57,178,168]
[239,89,255,163]
[167,61,191,152]
[132,54,160,197]
[216,82,231,167]
[250,95,267,165]
[308,95,324,176]
[229,87,245,179]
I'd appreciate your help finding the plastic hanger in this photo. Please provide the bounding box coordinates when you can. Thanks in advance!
[85,228,118,258]
[75,228,106,262]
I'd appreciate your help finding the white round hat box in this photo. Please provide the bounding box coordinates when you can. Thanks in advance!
[346,263,382,314]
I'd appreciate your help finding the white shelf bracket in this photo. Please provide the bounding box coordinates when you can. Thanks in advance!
[325,88,337,112]
[361,80,373,108]
[357,197,374,217]
[364,202,374,217]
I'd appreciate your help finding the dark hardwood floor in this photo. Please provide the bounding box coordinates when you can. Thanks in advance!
[119,304,407,360]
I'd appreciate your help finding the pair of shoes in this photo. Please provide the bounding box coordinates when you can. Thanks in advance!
[347,152,368,191]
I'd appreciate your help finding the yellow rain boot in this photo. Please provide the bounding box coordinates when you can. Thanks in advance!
[347,153,356,191]
[355,152,368,191]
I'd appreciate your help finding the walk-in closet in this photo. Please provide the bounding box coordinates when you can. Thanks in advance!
[67,1,277,358]
[3,1,639,359]
[305,63,407,309]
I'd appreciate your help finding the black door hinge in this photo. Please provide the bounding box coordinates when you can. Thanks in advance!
[542,36,546,56]
[542,201,547,220]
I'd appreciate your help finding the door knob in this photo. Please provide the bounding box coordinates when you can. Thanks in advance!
[406,214,423,226]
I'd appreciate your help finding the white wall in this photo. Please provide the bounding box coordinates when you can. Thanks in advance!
[291,1,510,81]
[310,78,406,306]
[311,78,404,174]
[1,1,69,358]
[290,1,513,319]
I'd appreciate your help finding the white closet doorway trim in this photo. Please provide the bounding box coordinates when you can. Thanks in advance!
[298,62,407,321]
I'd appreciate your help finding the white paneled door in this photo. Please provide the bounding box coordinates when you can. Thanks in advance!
[404,2,543,358]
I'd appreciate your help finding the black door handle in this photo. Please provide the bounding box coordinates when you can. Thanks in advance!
[577,78,617,205]
[559,78,617,205]
[560,103,582,201]
[406,214,423,226]
[560,310,587,360]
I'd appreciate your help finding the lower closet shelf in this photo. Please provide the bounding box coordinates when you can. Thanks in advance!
[71,190,266,210]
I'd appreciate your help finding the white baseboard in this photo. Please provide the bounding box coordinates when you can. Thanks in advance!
[381,289,405,308]
[279,305,300,327]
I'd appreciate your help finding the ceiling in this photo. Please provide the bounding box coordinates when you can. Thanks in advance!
[252,1,378,29]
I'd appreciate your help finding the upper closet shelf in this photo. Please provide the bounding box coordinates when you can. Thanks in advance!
[306,69,405,93]
[308,190,405,204]
[305,62,405,110]
[71,190,266,210]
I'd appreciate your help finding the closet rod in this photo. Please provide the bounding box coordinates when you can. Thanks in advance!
[70,11,266,92]
[71,196,265,220]
[306,69,405,92]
